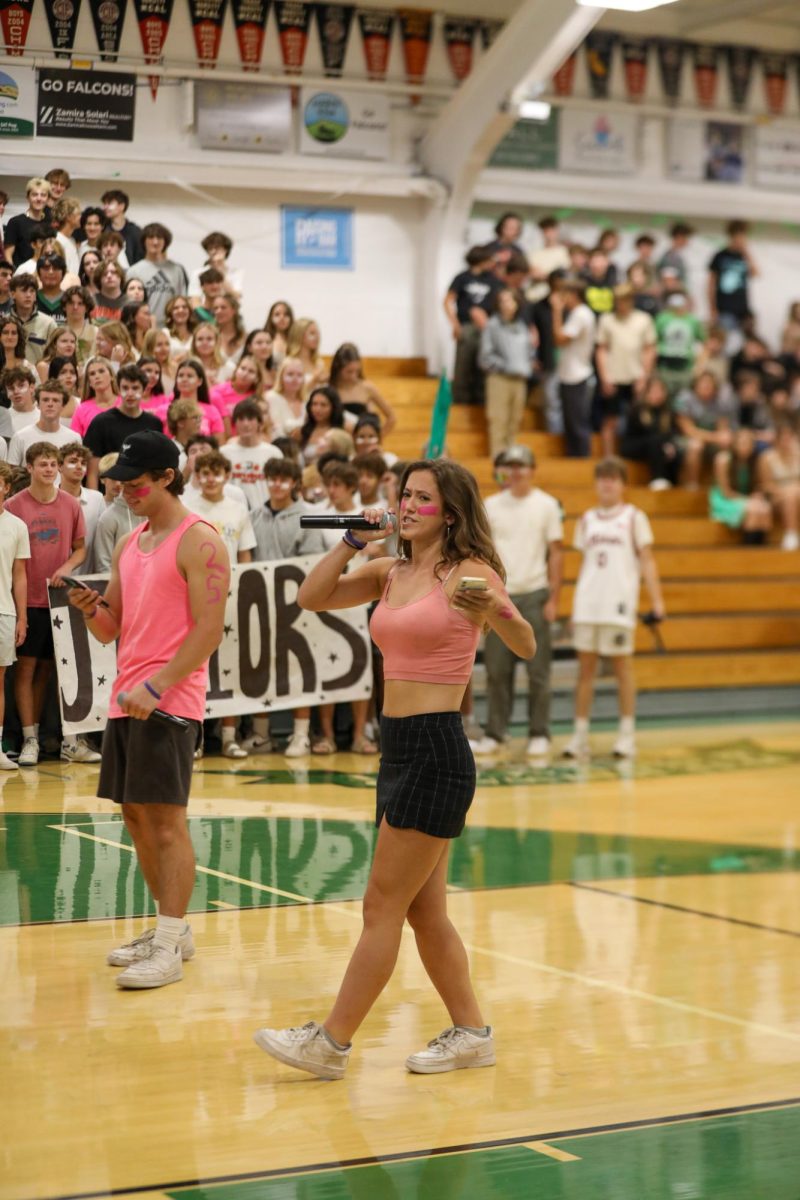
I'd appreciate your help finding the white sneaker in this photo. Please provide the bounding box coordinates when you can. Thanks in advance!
[648,478,672,492]
[240,733,275,753]
[61,737,102,763]
[107,924,195,967]
[285,732,311,758]
[612,732,637,759]
[469,736,500,755]
[526,736,550,757]
[193,741,204,761]
[0,749,18,770]
[781,531,799,551]
[116,942,183,989]
[18,736,39,766]
[561,733,589,760]
[406,1026,496,1074]
[222,740,248,758]
[253,1020,350,1080]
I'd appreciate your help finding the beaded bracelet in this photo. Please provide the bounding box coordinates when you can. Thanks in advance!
[343,531,367,551]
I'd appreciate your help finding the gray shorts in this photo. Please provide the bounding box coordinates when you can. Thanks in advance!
[0,613,17,667]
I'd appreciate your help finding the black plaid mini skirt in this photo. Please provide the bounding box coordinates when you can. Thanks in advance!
[376,712,477,839]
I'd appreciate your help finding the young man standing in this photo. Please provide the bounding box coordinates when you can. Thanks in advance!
[101,189,144,265]
[2,367,39,437]
[0,461,30,770]
[8,381,80,465]
[220,400,281,511]
[3,178,51,267]
[563,458,665,761]
[6,442,86,766]
[67,431,228,988]
[0,261,13,315]
[472,446,563,758]
[83,364,162,488]
[58,444,106,574]
[444,244,501,406]
[53,197,82,277]
[707,219,758,340]
[127,223,188,324]
[10,275,56,364]
[551,279,596,458]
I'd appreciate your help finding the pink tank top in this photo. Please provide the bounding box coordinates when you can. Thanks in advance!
[110,512,213,721]
[370,562,481,685]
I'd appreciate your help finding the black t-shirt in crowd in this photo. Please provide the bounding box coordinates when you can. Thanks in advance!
[709,248,749,317]
[83,408,163,458]
[448,270,501,326]
[4,213,48,267]
[108,218,144,266]
[582,266,617,317]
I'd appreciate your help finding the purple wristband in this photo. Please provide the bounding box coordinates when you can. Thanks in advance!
[343,531,367,551]
[144,680,162,700]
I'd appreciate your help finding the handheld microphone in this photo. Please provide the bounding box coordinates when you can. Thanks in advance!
[300,512,396,531]
[117,693,191,730]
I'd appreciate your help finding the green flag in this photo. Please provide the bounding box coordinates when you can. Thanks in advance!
[425,371,452,459]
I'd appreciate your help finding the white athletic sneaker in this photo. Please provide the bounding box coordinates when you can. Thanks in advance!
[405,1026,496,1074]
[612,732,637,759]
[526,737,550,757]
[781,531,799,551]
[18,736,39,766]
[240,733,275,753]
[193,741,204,761]
[469,736,500,755]
[0,749,17,770]
[222,740,248,759]
[561,733,589,760]
[253,1020,350,1080]
[61,737,102,763]
[107,924,195,967]
[116,942,183,989]
[284,732,311,758]
[648,478,672,492]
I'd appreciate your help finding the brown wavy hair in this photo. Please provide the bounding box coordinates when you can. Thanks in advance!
[397,459,506,582]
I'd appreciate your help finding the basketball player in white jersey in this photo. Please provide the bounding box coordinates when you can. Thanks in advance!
[563,456,665,759]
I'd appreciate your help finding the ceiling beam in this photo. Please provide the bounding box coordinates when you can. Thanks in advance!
[677,0,779,35]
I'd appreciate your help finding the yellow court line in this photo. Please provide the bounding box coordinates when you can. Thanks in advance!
[525,1141,581,1162]
[209,899,239,910]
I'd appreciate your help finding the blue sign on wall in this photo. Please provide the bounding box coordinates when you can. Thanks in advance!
[281,206,353,270]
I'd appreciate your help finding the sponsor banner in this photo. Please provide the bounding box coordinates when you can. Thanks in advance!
[232,0,269,69]
[667,118,745,184]
[558,107,637,175]
[300,85,388,159]
[0,60,34,134]
[488,109,559,170]
[762,52,788,116]
[692,43,718,108]
[656,37,685,105]
[443,17,477,83]
[552,52,576,98]
[754,125,800,191]
[357,8,392,81]
[316,3,355,76]
[726,44,755,110]
[274,0,311,73]
[133,0,176,99]
[88,0,127,60]
[45,0,83,58]
[621,36,648,103]
[49,559,372,737]
[196,79,292,151]
[585,30,615,99]
[37,67,136,140]
[398,8,432,89]
[479,18,502,51]
[281,205,353,269]
[188,0,228,67]
[0,0,34,56]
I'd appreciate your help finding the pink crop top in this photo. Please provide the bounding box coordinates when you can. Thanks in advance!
[370,563,481,685]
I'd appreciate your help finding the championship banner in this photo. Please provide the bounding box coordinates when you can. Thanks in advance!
[692,43,718,108]
[762,53,788,115]
[232,0,269,69]
[0,0,34,56]
[274,0,311,73]
[621,37,648,103]
[726,44,755,110]
[656,38,685,106]
[443,17,477,83]
[45,0,83,58]
[398,8,432,94]
[48,558,373,737]
[585,30,615,100]
[316,4,354,76]
[357,8,392,81]
[188,0,229,67]
[88,0,127,59]
[479,19,502,51]
[551,52,576,98]
[133,0,176,99]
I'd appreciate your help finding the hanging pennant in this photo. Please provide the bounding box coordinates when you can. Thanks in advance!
[692,43,718,108]
[231,0,268,68]
[187,0,228,67]
[656,38,685,105]
[45,0,83,58]
[87,0,127,60]
[621,37,648,103]
[585,31,615,100]
[552,52,576,98]
[726,44,755,110]
[357,8,392,81]
[761,52,788,116]
[316,4,354,76]
[275,0,311,73]
[443,17,477,83]
[0,0,34,56]
[134,0,176,99]
[479,19,502,51]
[398,8,432,93]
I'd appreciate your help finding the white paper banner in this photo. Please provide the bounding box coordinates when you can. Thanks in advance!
[48,556,372,736]
[558,108,638,175]
[0,63,36,137]
[299,86,389,160]
[754,125,800,191]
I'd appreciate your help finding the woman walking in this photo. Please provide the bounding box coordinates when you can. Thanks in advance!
[254,459,535,1079]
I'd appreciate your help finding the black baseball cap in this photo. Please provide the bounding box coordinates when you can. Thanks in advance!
[102,431,180,480]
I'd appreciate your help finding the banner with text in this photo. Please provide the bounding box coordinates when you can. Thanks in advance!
[44,0,82,57]
[0,60,34,134]
[316,3,355,76]
[188,0,229,68]
[133,0,176,98]
[0,0,34,56]
[37,67,136,140]
[232,0,269,69]
[48,557,372,737]
[88,0,128,60]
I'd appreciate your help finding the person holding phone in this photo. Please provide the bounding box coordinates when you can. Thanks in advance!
[253,458,535,1079]
[65,431,228,991]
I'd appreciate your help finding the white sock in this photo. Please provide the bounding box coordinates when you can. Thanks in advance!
[153,913,185,952]
[222,725,236,746]
[294,717,310,737]
[575,718,589,736]
[619,716,635,736]
[22,725,36,739]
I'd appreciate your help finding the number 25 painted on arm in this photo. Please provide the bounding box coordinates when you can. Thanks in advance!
[201,540,227,603]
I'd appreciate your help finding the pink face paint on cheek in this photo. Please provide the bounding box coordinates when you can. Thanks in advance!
[131,486,151,499]
[417,504,440,516]
[400,499,408,512]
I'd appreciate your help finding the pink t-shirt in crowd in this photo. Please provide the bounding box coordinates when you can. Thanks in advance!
[155,398,225,438]
[6,488,86,607]
[70,398,121,439]
[210,382,255,422]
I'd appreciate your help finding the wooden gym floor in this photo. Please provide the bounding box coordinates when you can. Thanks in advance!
[3,715,800,1200]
